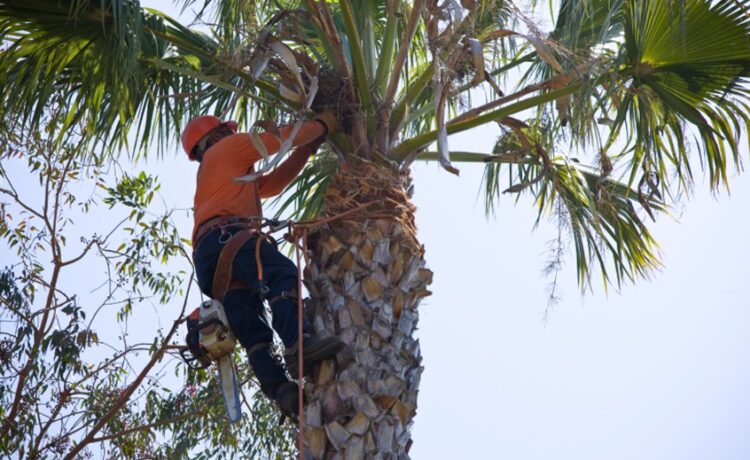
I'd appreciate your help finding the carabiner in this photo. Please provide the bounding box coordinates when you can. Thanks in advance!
[218,227,232,244]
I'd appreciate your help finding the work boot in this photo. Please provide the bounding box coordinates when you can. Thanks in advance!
[273,381,299,420]
[284,334,345,379]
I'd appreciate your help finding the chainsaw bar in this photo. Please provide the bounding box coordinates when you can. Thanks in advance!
[217,354,242,423]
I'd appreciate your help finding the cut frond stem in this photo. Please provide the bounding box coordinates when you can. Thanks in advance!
[390,68,433,140]
[418,151,537,164]
[339,0,376,140]
[393,83,583,161]
[376,0,399,96]
[383,0,425,111]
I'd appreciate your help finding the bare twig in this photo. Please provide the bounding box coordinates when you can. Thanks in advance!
[63,275,193,460]
[90,408,208,444]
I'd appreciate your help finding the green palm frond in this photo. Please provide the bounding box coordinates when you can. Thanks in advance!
[480,116,667,289]
[474,0,750,289]
[271,150,338,222]
[613,0,750,191]
[179,0,280,43]
[483,145,664,289]
[538,160,663,290]
[0,1,315,156]
[551,0,626,50]
[0,2,215,155]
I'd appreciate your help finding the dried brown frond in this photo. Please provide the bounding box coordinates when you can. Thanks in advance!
[311,66,356,133]
[313,159,419,254]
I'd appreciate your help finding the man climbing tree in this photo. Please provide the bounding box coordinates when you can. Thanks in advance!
[183,113,344,418]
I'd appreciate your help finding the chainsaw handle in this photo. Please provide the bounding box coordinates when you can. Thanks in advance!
[195,317,228,331]
[179,347,211,370]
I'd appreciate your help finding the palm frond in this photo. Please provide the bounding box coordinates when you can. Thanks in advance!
[0,1,316,157]
[551,0,626,51]
[270,150,338,222]
[483,122,665,289]
[0,2,223,155]
[613,0,750,191]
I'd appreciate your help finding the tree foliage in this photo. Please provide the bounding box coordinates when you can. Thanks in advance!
[2,0,749,290]
[0,110,294,458]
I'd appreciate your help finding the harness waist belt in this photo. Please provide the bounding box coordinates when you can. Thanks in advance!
[195,215,262,245]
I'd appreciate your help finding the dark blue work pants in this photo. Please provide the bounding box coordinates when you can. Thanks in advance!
[193,226,307,398]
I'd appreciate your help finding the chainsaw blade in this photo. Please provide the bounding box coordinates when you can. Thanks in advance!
[217,355,241,423]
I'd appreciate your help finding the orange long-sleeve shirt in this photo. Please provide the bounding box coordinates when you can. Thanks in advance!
[192,121,326,245]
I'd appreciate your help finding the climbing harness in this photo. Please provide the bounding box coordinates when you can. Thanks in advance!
[182,204,380,457]
[181,218,267,424]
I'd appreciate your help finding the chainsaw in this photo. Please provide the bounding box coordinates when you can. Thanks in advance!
[180,299,242,423]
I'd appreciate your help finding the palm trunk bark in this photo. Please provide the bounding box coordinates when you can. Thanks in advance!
[301,160,432,459]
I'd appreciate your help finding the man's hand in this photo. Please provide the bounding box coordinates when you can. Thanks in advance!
[314,111,340,135]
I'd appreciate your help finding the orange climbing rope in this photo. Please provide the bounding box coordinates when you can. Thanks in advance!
[283,201,377,459]
[251,200,394,458]
[293,235,305,460]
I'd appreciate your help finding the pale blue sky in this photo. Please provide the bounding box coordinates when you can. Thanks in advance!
[409,128,750,459]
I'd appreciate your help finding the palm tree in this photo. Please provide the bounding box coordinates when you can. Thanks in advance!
[2,0,749,458]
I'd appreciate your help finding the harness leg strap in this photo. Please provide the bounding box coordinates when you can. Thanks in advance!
[212,230,256,302]
[267,290,298,307]
[247,342,273,356]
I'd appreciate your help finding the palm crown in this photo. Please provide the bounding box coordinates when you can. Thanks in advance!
[2,0,749,288]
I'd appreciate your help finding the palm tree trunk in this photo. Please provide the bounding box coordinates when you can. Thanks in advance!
[301,160,432,459]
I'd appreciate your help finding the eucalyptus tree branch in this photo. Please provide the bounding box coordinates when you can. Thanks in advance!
[57,412,92,444]
[1,300,35,330]
[63,275,193,460]
[59,237,99,267]
[43,165,52,240]
[89,408,208,444]
[49,153,76,264]
[29,387,71,459]
[0,186,45,222]
[27,295,73,322]
[72,343,167,388]
[0,261,62,440]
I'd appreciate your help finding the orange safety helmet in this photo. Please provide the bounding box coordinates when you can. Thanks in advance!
[181,115,238,160]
